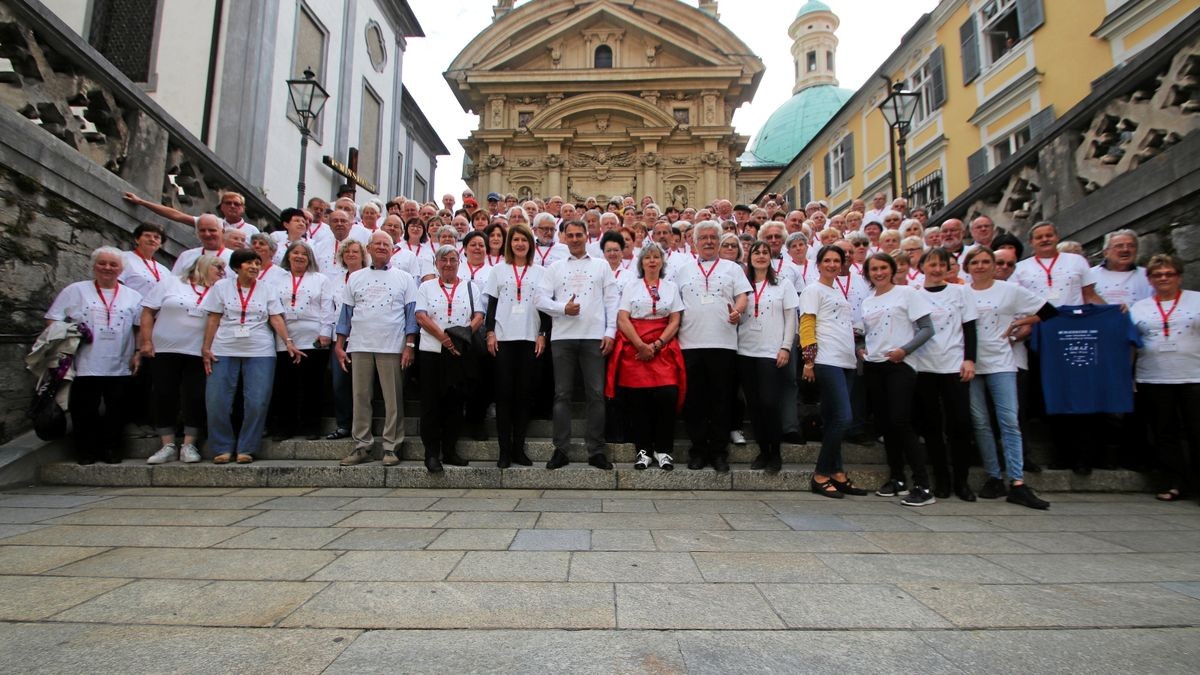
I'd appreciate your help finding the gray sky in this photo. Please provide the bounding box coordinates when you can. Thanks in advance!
[403,0,937,198]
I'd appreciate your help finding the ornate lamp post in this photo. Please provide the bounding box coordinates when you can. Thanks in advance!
[285,68,329,208]
[878,80,921,200]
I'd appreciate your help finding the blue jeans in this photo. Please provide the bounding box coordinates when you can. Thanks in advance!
[814,364,853,475]
[206,355,275,457]
[970,372,1023,482]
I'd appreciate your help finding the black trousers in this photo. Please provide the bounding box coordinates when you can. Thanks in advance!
[271,348,329,435]
[917,371,975,487]
[493,340,537,457]
[620,385,677,456]
[149,352,206,435]
[70,375,128,461]
[864,361,928,486]
[739,355,784,451]
[1140,383,1200,494]
[419,351,465,459]
[683,348,736,459]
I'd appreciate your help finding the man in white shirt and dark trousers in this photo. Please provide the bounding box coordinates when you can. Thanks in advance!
[334,231,419,467]
[537,220,619,469]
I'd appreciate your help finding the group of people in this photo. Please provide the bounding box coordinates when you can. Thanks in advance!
[42,186,1197,510]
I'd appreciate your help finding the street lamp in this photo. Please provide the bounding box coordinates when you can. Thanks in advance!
[878,79,921,201]
[286,67,329,208]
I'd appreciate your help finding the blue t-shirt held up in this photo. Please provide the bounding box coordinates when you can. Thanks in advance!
[1033,304,1142,415]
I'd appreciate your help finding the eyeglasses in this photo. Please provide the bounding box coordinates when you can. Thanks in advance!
[1149,272,1179,279]
[994,261,1015,267]
[719,242,740,249]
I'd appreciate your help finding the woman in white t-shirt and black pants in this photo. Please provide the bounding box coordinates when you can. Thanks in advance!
[911,248,979,502]
[139,255,226,464]
[45,247,144,465]
[858,252,936,507]
[1130,255,1200,503]
[737,241,798,472]
[201,249,305,463]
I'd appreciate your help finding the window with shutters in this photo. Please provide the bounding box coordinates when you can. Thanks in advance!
[798,173,812,209]
[981,0,1020,65]
[830,141,847,190]
[992,124,1031,165]
[963,0,1044,83]
[909,170,945,215]
[910,63,936,125]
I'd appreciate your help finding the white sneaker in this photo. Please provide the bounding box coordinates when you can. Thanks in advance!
[147,444,177,465]
[179,444,201,463]
[730,430,747,445]
[654,452,674,471]
[634,449,652,470]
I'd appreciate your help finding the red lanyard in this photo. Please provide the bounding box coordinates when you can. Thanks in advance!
[135,250,160,282]
[257,263,271,280]
[697,259,718,293]
[645,280,659,315]
[835,276,851,299]
[513,265,529,301]
[94,282,118,326]
[614,268,623,279]
[191,282,210,306]
[408,242,422,256]
[306,223,321,239]
[467,262,484,281]
[1156,295,1180,337]
[752,279,768,318]
[440,280,460,318]
[1035,254,1059,287]
[236,281,256,324]
[289,274,303,306]
[206,246,226,258]
[775,257,785,274]
[850,262,862,276]
[536,245,553,265]
[908,268,921,281]
[488,253,502,266]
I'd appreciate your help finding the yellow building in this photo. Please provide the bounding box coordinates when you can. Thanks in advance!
[758,0,1194,217]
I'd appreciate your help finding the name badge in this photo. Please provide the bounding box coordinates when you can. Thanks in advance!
[1159,341,1178,352]
[701,294,714,305]
[234,325,251,338]
[187,306,206,318]
[96,327,119,341]
[512,304,527,315]
[748,321,763,332]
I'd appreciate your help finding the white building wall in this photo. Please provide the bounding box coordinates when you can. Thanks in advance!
[40,0,87,34]
[148,0,217,136]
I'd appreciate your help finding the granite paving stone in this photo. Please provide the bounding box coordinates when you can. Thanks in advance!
[775,514,865,531]
[652,530,881,553]
[588,529,657,551]
[860,531,1041,554]
[214,527,353,550]
[0,622,360,675]
[448,551,570,581]
[918,627,1200,674]
[718,513,791,530]
[816,553,1034,584]
[982,552,1200,583]
[224,488,315,497]
[691,552,845,583]
[901,515,1007,532]
[322,528,441,550]
[758,583,953,628]
[427,528,516,550]
[85,496,269,510]
[1086,530,1200,553]
[333,511,447,529]
[0,507,84,523]
[282,582,615,629]
[0,495,111,508]
[976,514,1189,532]
[600,499,654,512]
[0,524,47,540]
[429,498,519,512]
[1159,581,1200,601]
[1,525,248,548]
[336,497,439,511]
[652,499,773,514]
[538,512,729,530]
[514,498,602,512]
[509,529,590,551]
[0,545,108,574]
[43,508,257,527]
[841,515,932,532]
[54,579,324,627]
[675,630,960,674]
[233,510,356,528]
[996,532,1136,554]
[49,546,338,581]
[435,511,539,529]
[615,583,784,629]
[305,488,395,497]
[308,551,463,582]
[253,496,358,510]
[0,575,128,620]
[569,552,703,582]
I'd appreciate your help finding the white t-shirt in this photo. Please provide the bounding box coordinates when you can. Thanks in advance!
[118,250,170,297]
[860,285,932,365]
[1130,290,1200,384]
[141,276,208,356]
[738,278,799,359]
[799,282,857,369]
[273,271,336,351]
[536,254,618,341]
[780,257,815,298]
[968,280,1048,374]
[834,273,870,321]
[483,262,545,342]
[532,242,570,267]
[415,277,482,353]
[461,260,493,285]
[341,267,418,354]
[269,234,306,265]
[610,264,635,294]
[192,215,259,239]
[668,257,753,351]
[256,263,290,295]
[1014,252,1095,307]
[1091,265,1153,307]
[314,237,350,279]
[348,224,376,246]
[171,247,233,276]
[619,277,681,320]
[45,280,142,376]
[305,222,333,246]
[910,283,977,374]
[200,277,282,358]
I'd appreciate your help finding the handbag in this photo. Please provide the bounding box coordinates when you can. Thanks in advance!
[27,379,67,441]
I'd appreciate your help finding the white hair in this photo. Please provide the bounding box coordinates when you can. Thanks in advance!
[532,212,557,230]
[90,246,124,269]
[692,220,721,244]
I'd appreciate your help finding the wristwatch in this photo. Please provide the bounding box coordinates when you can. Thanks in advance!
[405,342,415,349]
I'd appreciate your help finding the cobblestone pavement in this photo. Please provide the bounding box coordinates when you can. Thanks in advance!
[1,486,1197,673]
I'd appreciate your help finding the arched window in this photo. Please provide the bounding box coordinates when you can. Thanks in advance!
[595,45,613,69]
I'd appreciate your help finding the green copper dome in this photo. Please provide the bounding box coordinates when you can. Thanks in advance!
[796,0,832,19]
[740,84,852,167]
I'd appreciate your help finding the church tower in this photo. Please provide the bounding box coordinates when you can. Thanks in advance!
[790,0,839,94]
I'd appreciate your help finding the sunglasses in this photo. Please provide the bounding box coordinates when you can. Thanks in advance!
[853,242,869,248]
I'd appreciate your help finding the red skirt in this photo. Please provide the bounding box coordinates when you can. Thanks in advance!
[605,317,687,412]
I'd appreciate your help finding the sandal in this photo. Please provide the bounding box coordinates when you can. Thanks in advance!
[212,453,232,464]
[810,476,844,499]
[236,454,254,464]
[1156,489,1183,502]
[830,475,869,496]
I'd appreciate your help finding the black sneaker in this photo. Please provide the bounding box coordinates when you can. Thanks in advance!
[902,486,937,507]
[711,454,730,473]
[546,450,569,470]
[687,454,707,470]
[1007,484,1049,510]
[750,451,771,470]
[979,477,1008,500]
[875,479,909,497]
[588,454,613,470]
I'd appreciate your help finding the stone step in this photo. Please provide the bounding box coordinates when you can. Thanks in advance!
[39,459,1152,493]
[118,438,887,464]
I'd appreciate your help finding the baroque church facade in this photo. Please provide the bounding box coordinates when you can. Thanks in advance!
[445,0,764,207]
